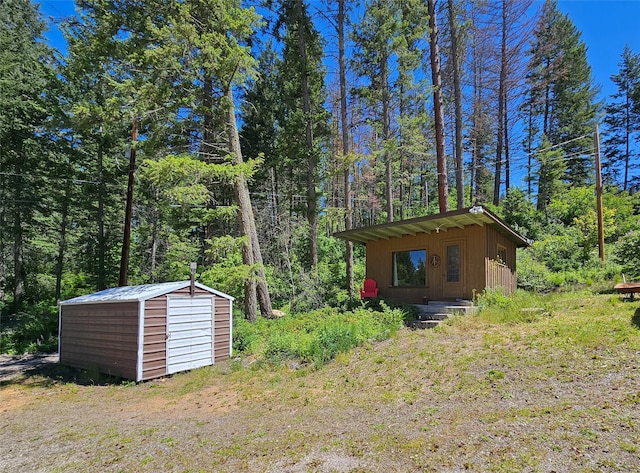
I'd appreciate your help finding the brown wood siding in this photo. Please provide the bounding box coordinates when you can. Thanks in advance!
[213,296,231,362]
[485,227,518,293]
[59,302,139,380]
[365,225,489,303]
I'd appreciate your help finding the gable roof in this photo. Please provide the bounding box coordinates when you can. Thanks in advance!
[59,281,234,306]
[333,206,531,247]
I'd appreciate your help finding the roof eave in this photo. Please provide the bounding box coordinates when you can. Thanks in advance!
[333,206,531,247]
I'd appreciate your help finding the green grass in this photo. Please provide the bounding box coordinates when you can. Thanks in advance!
[233,303,405,368]
[3,290,640,472]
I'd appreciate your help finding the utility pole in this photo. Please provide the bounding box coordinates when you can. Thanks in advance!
[594,122,605,261]
[119,119,138,286]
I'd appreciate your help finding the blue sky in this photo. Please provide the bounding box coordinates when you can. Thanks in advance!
[556,0,640,101]
[38,0,640,103]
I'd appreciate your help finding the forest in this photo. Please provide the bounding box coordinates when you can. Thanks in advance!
[1,0,640,354]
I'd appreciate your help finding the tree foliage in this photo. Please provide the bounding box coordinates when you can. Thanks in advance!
[2,0,640,352]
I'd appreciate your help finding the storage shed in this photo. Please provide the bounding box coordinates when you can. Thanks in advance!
[58,281,234,381]
[334,206,531,304]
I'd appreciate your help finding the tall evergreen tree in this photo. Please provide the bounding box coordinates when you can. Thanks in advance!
[535,134,565,212]
[351,0,397,221]
[274,0,329,270]
[526,0,599,186]
[0,0,59,309]
[603,45,640,191]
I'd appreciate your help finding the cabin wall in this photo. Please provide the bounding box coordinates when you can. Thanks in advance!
[365,225,488,303]
[59,302,139,380]
[485,227,518,293]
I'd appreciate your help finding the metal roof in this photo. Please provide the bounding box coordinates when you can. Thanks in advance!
[333,206,531,247]
[59,281,235,306]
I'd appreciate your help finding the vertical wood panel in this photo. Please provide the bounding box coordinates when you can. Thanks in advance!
[364,225,489,302]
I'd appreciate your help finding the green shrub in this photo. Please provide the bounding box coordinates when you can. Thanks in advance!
[359,297,420,323]
[517,249,555,291]
[1,301,59,354]
[232,303,404,368]
[613,228,640,280]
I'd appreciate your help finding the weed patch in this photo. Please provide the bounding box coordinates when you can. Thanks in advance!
[233,304,403,368]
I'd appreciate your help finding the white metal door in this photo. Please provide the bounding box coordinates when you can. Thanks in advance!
[166,296,214,375]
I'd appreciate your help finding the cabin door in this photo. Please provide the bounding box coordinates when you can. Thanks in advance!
[442,240,465,299]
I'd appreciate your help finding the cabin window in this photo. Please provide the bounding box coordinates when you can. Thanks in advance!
[392,249,426,287]
[497,245,507,265]
[446,244,460,283]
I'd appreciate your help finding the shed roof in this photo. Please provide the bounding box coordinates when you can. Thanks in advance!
[333,206,531,247]
[59,281,235,306]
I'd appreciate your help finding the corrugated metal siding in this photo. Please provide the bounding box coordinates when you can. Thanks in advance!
[166,296,214,374]
[59,302,138,380]
[169,288,231,362]
[141,288,232,379]
[213,296,231,362]
[142,297,167,380]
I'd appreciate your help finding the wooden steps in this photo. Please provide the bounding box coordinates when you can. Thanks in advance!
[407,300,476,330]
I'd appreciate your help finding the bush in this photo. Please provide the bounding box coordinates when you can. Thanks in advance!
[1,301,59,354]
[613,228,640,280]
[232,304,404,368]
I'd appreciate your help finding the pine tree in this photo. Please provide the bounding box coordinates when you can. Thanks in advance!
[0,0,59,309]
[427,0,449,213]
[603,45,640,191]
[274,0,329,270]
[526,0,598,187]
[352,0,398,221]
[535,135,565,213]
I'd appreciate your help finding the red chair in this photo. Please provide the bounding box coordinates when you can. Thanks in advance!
[360,278,379,299]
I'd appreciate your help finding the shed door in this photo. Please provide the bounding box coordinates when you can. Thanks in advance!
[166,296,214,375]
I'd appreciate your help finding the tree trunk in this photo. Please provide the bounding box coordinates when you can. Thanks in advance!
[382,51,393,221]
[150,195,159,282]
[428,0,449,213]
[224,86,273,320]
[448,0,464,209]
[118,119,137,287]
[494,0,508,206]
[12,144,24,310]
[504,98,511,193]
[96,129,106,290]
[338,0,354,297]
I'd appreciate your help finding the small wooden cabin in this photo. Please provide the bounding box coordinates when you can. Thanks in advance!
[334,206,530,304]
[58,281,234,381]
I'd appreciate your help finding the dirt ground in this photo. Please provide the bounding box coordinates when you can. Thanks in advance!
[0,353,59,383]
[1,297,640,472]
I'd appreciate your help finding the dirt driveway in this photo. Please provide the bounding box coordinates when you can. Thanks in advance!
[0,353,59,382]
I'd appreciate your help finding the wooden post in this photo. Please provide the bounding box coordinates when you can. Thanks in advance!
[119,119,137,286]
[594,123,605,261]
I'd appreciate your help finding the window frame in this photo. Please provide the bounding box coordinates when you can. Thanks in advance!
[391,249,427,288]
